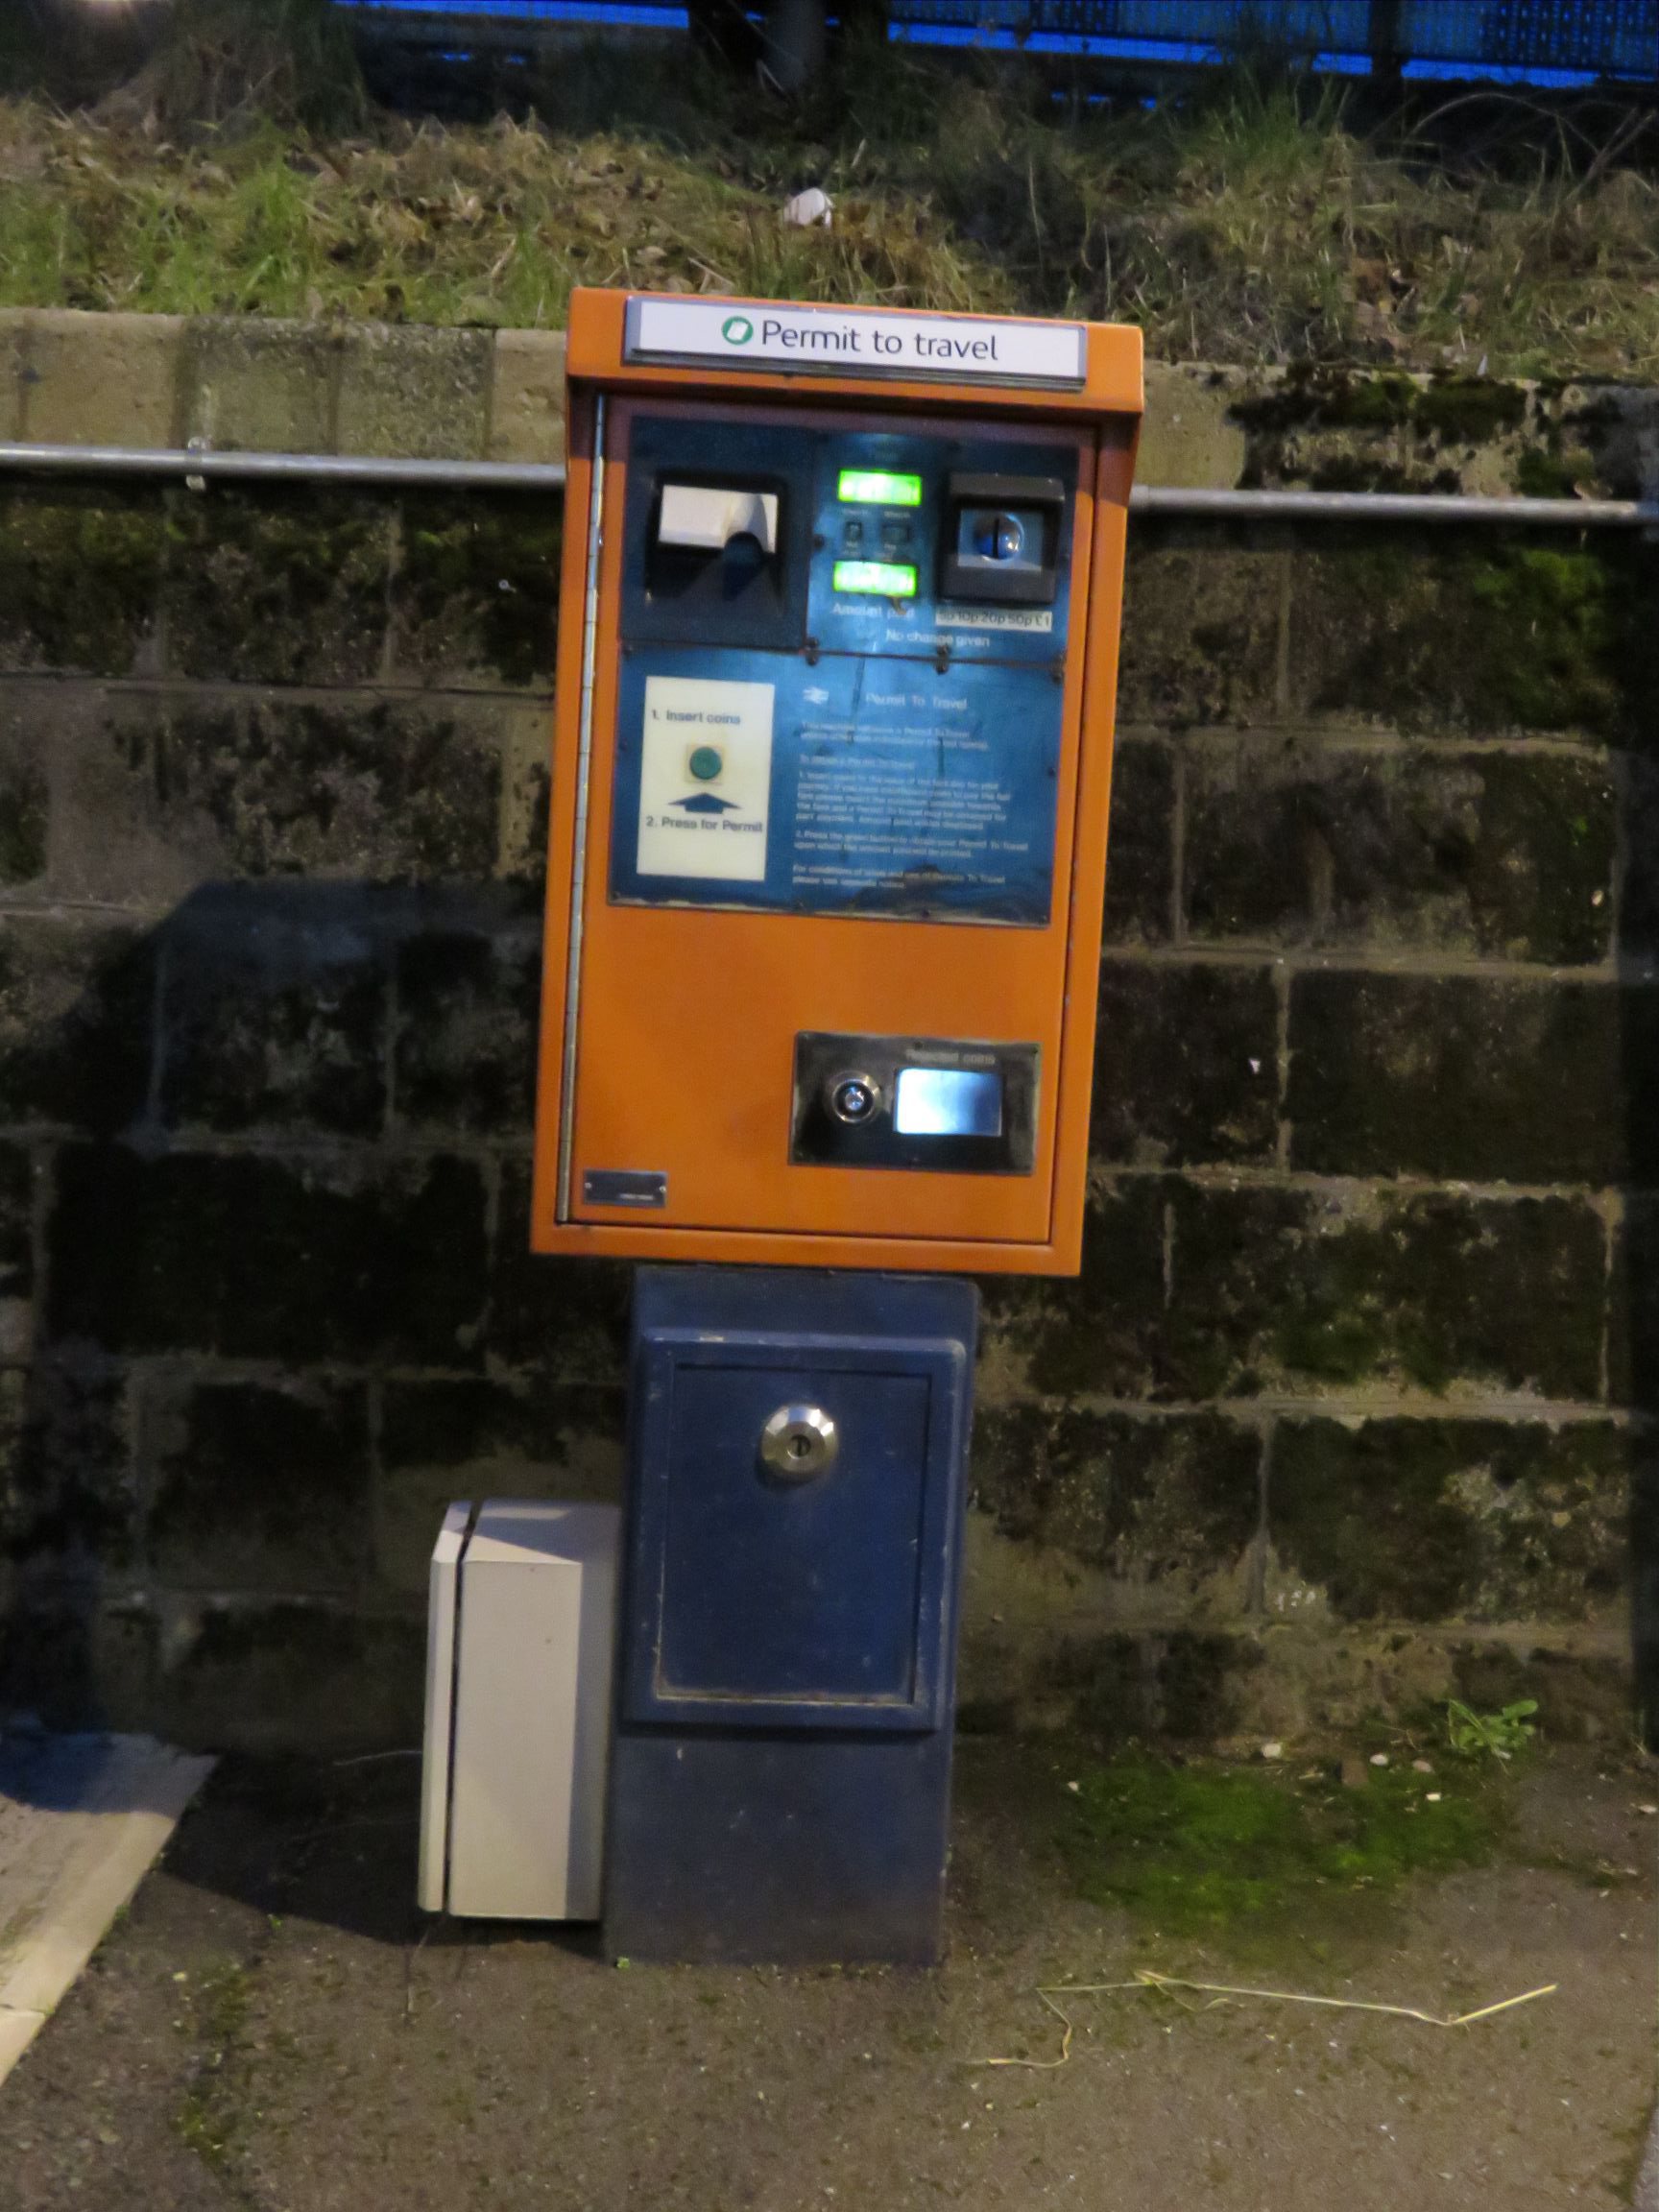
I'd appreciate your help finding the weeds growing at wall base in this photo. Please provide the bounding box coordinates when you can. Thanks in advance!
[1059,1748,1501,1946]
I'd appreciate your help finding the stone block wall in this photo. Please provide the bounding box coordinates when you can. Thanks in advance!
[968,519,1652,1748]
[0,308,566,466]
[0,312,1649,1752]
[0,463,597,1753]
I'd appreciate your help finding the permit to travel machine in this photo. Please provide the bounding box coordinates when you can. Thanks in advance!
[421,291,1142,1965]
[532,288,1142,1276]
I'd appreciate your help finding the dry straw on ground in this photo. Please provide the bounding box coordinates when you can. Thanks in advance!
[968,1969,1559,2070]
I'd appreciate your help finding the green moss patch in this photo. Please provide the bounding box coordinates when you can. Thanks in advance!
[174,1956,259,2171]
[0,487,162,677]
[1059,1749,1499,1943]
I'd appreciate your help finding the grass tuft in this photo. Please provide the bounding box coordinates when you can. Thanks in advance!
[151,0,368,134]
[2,55,1659,373]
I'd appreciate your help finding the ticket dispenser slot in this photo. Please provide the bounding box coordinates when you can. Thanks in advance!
[657,484,780,556]
[622,415,810,651]
[647,478,784,610]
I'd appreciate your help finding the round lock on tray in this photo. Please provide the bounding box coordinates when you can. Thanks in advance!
[758,1404,839,1483]
[826,1072,880,1126]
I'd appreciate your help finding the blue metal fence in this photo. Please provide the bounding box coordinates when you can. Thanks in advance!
[332,0,1659,84]
[889,2,1659,83]
[333,0,691,37]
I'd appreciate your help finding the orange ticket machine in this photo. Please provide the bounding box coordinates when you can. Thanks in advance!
[514,292,1143,1960]
[531,290,1142,1277]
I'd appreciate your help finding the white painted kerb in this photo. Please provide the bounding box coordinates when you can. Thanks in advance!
[0,1734,213,2089]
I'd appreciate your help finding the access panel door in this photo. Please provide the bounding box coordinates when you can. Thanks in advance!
[622,1331,968,1733]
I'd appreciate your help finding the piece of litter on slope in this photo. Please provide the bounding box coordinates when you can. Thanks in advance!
[1066,1780,1080,1792]
[1261,1742,1284,1761]
[1637,1805,1658,1816]
[1427,1791,1442,1802]
[782,187,832,227]
[1370,1753,1389,1767]
[1412,1759,1434,1773]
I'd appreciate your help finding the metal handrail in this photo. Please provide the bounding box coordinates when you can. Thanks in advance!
[0,444,570,493]
[0,439,1652,526]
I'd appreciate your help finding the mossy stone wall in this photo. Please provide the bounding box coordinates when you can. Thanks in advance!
[973,515,1647,1751]
[0,361,1652,1752]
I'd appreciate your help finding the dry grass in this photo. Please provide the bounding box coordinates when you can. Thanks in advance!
[942,77,1659,375]
[0,96,1001,329]
[4,52,1659,376]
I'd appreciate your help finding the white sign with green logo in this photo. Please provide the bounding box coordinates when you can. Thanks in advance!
[623,299,1087,387]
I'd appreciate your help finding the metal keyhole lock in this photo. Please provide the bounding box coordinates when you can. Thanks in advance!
[758,1404,839,1484]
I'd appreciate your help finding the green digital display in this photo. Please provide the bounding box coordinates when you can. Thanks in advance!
[832,559,918,598]
[836,469,924,508]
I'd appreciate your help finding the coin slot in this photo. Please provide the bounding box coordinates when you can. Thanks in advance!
[939,471,1065,606]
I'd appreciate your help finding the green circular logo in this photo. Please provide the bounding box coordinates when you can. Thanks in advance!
[721,315,755,346]
[687,745,724,781]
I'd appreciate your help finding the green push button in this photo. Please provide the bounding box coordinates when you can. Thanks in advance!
[687,745,724,781]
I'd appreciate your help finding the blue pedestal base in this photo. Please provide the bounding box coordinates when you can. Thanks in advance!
[604,1265,977,1966]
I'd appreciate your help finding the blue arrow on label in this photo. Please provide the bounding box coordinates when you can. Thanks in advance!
[669,792,743,815]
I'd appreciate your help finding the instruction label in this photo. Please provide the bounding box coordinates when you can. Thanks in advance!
[934,607,1054,636]
[611,654,1060,926]
[636,676,773,881]
[789,670,1052,921]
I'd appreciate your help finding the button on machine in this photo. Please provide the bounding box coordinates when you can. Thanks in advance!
[827,1073,880,1124]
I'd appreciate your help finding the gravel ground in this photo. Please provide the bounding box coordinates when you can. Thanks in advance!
[0,1739,1652,2212]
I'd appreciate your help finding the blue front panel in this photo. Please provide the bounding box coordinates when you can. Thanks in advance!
[609,647,1061,923]
[610,414,1077,926]
[610,1268,980,1961]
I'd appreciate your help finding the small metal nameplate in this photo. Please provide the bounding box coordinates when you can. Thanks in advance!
[583,1168,668,1209]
